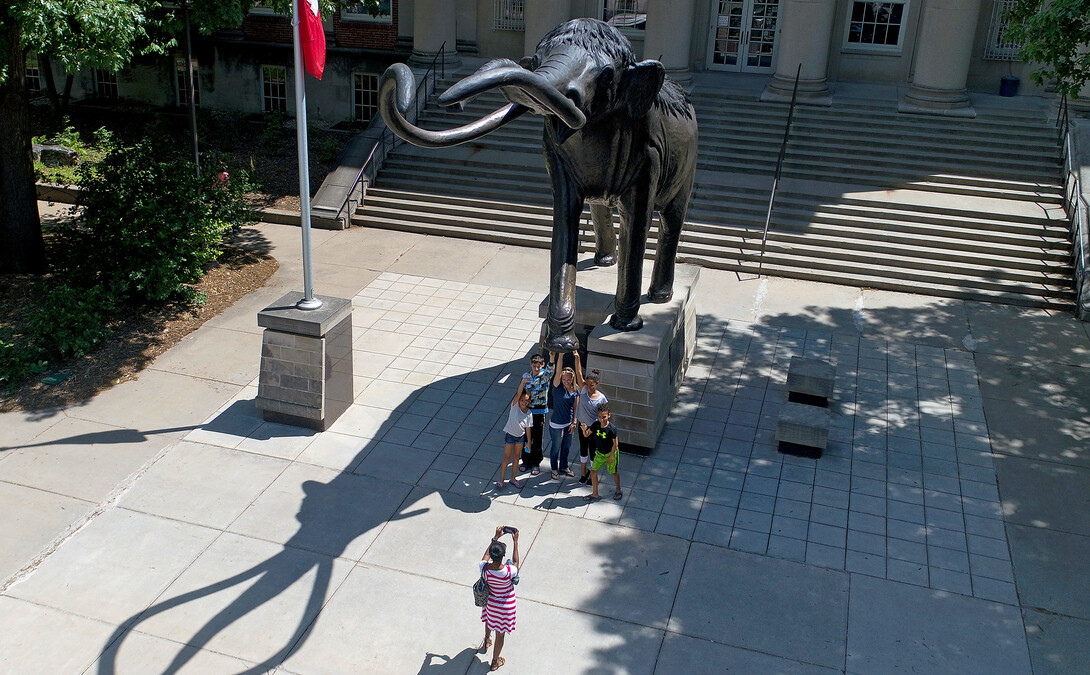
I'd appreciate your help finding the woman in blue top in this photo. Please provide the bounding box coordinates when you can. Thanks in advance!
[547,350,580,479]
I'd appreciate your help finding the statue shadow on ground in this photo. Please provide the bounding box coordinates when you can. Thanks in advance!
[94,351,544,675]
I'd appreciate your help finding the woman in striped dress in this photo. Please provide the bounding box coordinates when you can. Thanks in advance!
[479,526,519,671]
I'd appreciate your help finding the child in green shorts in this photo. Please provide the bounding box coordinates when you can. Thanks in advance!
[580,403,621,501]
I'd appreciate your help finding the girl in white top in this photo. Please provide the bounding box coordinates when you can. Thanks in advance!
[573,366,607,484]
[498,382,532,490]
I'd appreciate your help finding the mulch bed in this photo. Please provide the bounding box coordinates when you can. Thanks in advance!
[0,247,278,413]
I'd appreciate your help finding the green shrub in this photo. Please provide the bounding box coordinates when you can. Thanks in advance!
[32,121,113,186]
[70,138,254,305]
[0,284,113,388]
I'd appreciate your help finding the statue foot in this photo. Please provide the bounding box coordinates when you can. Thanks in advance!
[594,252,617,267]
[647,285,673,303]
[544,330,580,352]
[609,313,643,332]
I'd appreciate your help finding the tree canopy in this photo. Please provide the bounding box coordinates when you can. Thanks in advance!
[1007,0,1090,99]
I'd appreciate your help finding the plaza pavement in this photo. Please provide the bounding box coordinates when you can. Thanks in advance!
[1,203,1089,674]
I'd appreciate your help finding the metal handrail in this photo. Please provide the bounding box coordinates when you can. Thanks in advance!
[334,41,447,225]
[1059,115,1088,318]
[757,63,802,276]
[1056,91,1069,145]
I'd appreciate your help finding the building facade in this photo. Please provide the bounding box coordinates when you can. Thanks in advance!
[28,0,1068,123]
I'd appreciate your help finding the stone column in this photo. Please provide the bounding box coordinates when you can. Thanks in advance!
[898,0,982,117]
[410,0,460,69]
[523,0,571,55]
[643,0,696,86]
[761,0,837,105]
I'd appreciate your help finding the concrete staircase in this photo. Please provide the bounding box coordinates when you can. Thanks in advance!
[356,77,1075,309]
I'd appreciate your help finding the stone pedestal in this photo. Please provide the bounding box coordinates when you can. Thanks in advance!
[539,264,700,453]
[786,356,835,404]
[776,401,831,456]
[256,292,353,431]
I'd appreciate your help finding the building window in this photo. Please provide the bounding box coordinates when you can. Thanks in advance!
[342,0,393,23]
[175,58,201,107]
[25,52,41,91]
[262,65,287,113]
[603,0,647,32]
[353,72,379,122]
[249,2,284,15]
[983,0,1023,60]
[844,0,907,51]
[95,69,118,98]
[493,0,525,30]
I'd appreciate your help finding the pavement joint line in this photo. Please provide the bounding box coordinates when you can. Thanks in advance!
[0,438,182,595]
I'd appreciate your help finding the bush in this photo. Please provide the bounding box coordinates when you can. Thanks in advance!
[32,121,113,186]
[0,284,113,387]
[70,138,254,305]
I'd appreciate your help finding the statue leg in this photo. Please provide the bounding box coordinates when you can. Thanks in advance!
[610,189,653,332]
[545,172,584,351]
[648,187,690,303]
[590,203,617,267]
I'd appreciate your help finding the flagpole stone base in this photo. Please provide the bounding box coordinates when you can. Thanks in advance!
[539,264,700,454]
[255,292,353,431]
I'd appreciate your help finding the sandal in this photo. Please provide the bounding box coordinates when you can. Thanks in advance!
[583,494,601,502]
[530,468,540,476]
[479,637,492,653]
[511,479,522,488]
[494,481,504,489]
[564,469,576,477]
[490,656,506,671]
[551,471,559,480]
[613,490,623,500]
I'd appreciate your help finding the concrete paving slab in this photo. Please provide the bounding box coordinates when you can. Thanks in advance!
[758,277,862,334]
[966,302,1090,363]
[310,226,422,270]
[470,244,551,292]
[859,290,971,348]
[994,456,1090,536]
[362,488,534,583]
[120,532,353,669]
[0,596,116,675]
[118,440,289,529]
[0,481,93,582]
[62,368,240,433]
[0,416,172,502]
[1022,609,1090,675]
[983,395,1090,467]
[669,543,848,670]
[0,410,66,453]
[656,632,841,674]
[1007,523,1090,620]
[846,573,1031,674]
[7,508,217,626]
[93,628,258,674]
[387,236,505,281]
[148,325,261,386]
[519,513,689,629]
[228,462,413,561]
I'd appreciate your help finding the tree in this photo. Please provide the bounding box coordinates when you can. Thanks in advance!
[1,0,387,275]
[1006,0,1090,99]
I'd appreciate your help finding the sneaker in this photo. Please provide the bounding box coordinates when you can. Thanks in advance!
[579,473,590,484]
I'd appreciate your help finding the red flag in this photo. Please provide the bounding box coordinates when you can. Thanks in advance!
[299,0,325,79]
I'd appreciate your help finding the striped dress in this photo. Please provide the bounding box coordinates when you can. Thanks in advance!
[478,561,517,633]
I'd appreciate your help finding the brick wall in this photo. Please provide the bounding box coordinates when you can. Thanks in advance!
[242,14,293,44]
[333,0,399,51]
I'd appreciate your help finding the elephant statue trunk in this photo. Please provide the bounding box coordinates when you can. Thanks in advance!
[378,19,699,352]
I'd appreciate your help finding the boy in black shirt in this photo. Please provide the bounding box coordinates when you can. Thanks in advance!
[580,403,621,501]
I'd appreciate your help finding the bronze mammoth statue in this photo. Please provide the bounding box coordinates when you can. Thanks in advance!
[379,18,698,351]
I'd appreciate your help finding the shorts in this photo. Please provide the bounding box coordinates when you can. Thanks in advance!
[504,432,526,446]
[591,450,618,473]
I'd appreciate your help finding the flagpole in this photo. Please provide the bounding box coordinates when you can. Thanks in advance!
[291,0,321,310]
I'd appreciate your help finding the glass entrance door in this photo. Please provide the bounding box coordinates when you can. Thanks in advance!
[707,0,779,73]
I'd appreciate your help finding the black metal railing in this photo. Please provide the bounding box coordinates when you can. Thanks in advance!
[1056,91,1069,145]
[334,42,447,226]
[757,63,802,276]
[1057,100,1088,318]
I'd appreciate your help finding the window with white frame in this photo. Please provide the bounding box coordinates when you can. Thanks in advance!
[262,65,287,113]
[95,69,118,98]
[603,0,647,32]
[25,52,41,91]
[342,0,393,22]
[983,0,1024,60]
[353,72,379,122]
[844,0,907,51]
[493,0,525,30]
[175,58,201,107]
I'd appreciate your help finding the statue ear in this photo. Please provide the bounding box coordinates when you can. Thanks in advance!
[621,60,665,119]
[519,55,540,70]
